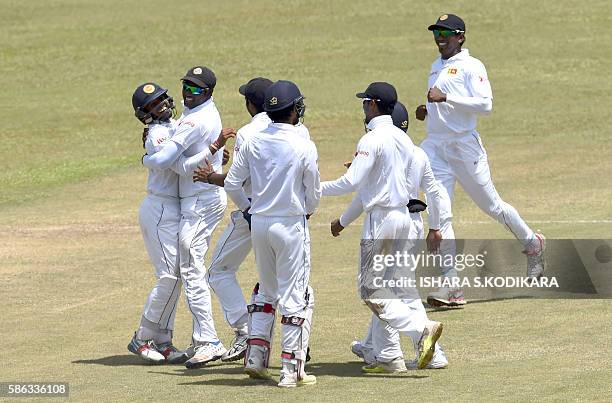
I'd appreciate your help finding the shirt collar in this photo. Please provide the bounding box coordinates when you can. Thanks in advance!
[366,115,394,131]
[271,122,298,132]
[183,97,214,115]
[440,48,469,63]
[252,111,270,123]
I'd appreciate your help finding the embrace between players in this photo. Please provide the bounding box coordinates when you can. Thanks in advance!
[126,14,546,387]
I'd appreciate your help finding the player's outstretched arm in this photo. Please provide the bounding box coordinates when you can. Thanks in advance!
[303,142,322,215]
[224,139,251,212]
[321,136,376,196]
[193,160,227,187]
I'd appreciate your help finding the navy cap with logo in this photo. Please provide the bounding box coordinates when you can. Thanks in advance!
[181,66,217,89]
[264,80,303,112]
[239,77,274,110]
[132,82,168,111]
[428,14,465,32]
[356,82,398,108]
[391,101,409,133]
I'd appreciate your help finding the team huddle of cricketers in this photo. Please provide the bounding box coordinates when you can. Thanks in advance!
[127,14,546,387]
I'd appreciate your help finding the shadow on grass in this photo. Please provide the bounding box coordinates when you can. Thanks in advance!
[424,295,535,311]
[175,361,427,386]
[72,354,158,367]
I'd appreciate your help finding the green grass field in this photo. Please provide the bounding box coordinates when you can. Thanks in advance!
[1,0,611,401]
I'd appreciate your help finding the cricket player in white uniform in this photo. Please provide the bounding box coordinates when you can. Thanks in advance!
[415,15,546,307]
[140,66,234,369]
[127,83,189,364]
[225,80,320,388]
[191,78,312,363]
[347,102,449,372]
[325,82,444,372]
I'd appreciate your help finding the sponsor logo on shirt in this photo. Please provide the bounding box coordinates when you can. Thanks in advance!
[355,150,369,157]
[156,137,167,145]
[179,120,195,127]
[234,146,240,152]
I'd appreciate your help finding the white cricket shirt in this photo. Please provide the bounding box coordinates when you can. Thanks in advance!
[426,49,493,138]
[322,115,414,212]
[225,122,321,216]
[171,98,223,197]
[144,121,179,198]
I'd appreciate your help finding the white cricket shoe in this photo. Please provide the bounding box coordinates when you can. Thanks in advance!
[416,320,443,369]
[362,357,407,373]
[127,333,165,363]
[185,341,227,369]
[244,344,272,380]
[525,232,546,279]
[221,331,248,362]
[407,346,448,369]
[427,287,467,307]
[350,340,375,364]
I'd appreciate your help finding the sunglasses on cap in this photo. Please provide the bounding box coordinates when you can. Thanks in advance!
[433,29,463,38]
[182,83,207,95]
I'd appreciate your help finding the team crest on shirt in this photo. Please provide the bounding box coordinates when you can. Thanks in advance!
[447,68,458,75]
[269,97,278,106]
[143,84,155,94]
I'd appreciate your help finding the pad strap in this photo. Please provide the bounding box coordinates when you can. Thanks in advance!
[247,303,276,314]
[281,315,305,326]
[247,338,271,349]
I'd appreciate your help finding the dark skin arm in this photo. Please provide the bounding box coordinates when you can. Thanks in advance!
[426,229,442,253]
[193,160,226,186]
[427,87,447,103]
[331,218,344,237]
[415,105,427,121]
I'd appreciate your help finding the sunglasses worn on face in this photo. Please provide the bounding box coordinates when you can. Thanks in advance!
[182,83,206,95]
[433,29,461,38]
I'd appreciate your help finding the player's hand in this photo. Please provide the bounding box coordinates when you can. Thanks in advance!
[193,160,214,183]
[343,161,352,169]
[426,229,442,253]
[222,148,230,165]
[427,87,447,103]
[331,218,344,237]
[216,127,236,147]
[306,214,312,220]
[142,127,149,148]
[415,105,427,121]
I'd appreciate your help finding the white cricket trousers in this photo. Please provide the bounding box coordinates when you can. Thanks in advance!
[179,189,227,344]
[250,214,312,357]
[361,206,429,359]
[207,210,252,329]
[421,131,536,245]
[138,195,181,340]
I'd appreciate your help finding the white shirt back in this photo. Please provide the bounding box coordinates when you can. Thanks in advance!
[225,122,321,216]
[171,98,223,197]
[144,121,179,198]
[322,115,414,211]
[234,113,312,198]
[426,49,493,137]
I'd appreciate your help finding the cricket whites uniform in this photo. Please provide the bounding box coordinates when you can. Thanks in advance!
[421,48,539,251]
[345,146,448,367]
[137,120,181,344]
[324,114,443,371]
[207,115,311,334]
[225,122,320,382]
[171,98,226,346]
[143,98,226,349]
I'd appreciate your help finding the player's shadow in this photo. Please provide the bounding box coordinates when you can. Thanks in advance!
[307,361,427,379]
[72,355,154,367]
